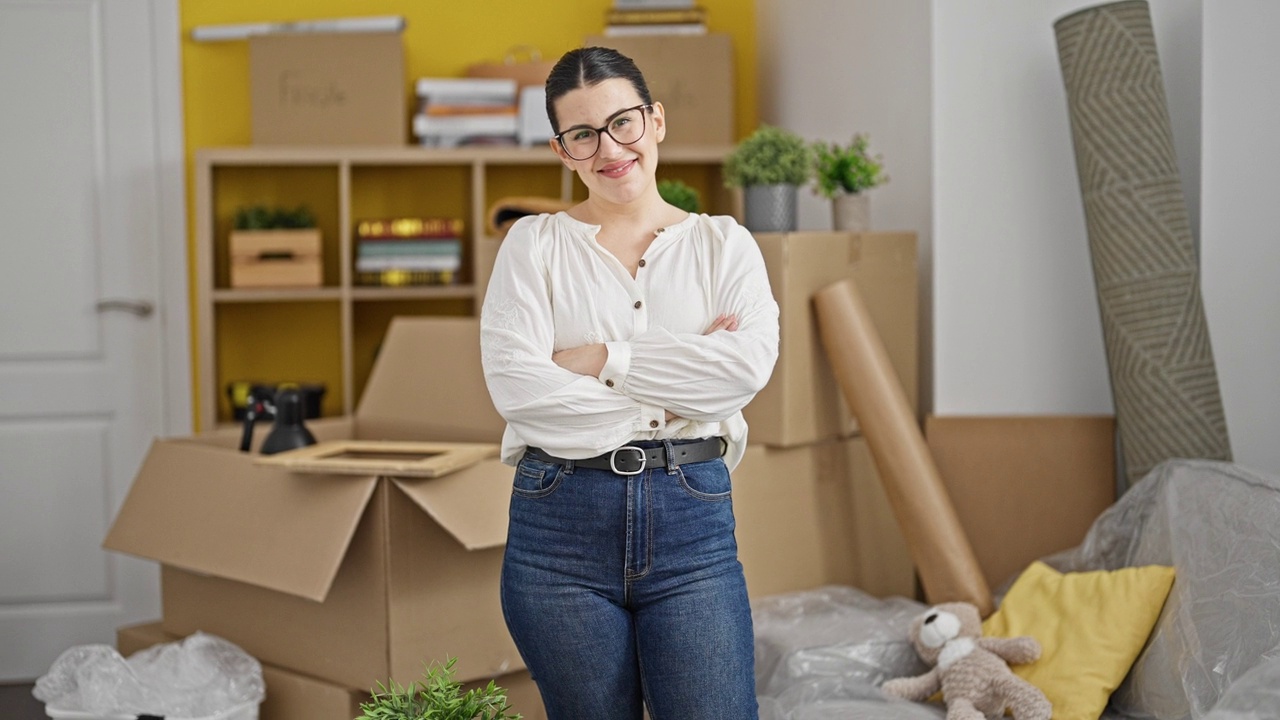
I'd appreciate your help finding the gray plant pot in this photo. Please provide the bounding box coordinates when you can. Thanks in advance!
[744,184,798,233]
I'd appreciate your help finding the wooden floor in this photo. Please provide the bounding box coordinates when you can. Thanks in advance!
[0,683,45,720]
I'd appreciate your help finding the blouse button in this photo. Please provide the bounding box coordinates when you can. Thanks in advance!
[638,259,647,268]
[605,379,615,388]
[649,420,659,428]
[633,301,642,309]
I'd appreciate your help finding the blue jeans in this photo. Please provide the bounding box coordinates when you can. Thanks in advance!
[501,439,759,720]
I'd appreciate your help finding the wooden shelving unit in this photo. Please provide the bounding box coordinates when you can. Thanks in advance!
[195,144,736,430]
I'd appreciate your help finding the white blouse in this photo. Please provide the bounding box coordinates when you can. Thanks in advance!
[480,211,780,471]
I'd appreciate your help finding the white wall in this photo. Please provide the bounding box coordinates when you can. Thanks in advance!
[932,0,1202,415]
[755,0,934,410]
[1201,5,1280,475]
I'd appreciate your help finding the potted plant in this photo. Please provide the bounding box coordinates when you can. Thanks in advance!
[229,204,322,289]
[811,133,887,232]
[724,125,811,233]
[657,178,701,214]
[358,657,522,720]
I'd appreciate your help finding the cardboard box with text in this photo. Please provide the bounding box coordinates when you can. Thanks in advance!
[250,32,406,146]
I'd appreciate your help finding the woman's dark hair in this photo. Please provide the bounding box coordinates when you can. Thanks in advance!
[545,47,653,133]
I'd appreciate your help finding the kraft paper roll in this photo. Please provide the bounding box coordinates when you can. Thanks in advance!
[814,278,993,615]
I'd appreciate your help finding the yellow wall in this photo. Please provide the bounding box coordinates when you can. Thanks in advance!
[180,1,758,427]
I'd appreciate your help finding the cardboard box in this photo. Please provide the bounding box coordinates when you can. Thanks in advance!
[117,622,546,720]
[584,33,734,146]
[744,232,918,448]
[104,317,518,691]
[250,32,406,146]
[925,415,1117,590]
[229,229,323,289]
[734,436,916,600]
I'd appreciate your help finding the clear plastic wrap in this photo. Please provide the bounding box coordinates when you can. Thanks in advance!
[751,458,1280,720]
[1041,459,1280,720]
[753,585,941,719]
[33,631,264,718]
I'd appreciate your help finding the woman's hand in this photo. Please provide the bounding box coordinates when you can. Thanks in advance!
[705,313,739,334]
[552,343,607,377]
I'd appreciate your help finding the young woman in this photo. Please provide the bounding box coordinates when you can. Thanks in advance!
[479,46,779,720]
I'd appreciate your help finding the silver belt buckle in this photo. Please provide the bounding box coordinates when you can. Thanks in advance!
[609,445,647,476]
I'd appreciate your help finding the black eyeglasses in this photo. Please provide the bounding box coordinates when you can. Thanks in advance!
[554,104,653,161]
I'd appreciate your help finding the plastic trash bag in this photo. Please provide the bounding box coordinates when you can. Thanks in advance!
[34,631,264,718]
[753,585,941,719]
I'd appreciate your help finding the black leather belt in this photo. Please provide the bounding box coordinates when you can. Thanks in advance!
[525,437,726,476]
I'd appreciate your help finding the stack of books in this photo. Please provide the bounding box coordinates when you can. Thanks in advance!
[354,217,464,287]
[412,78,519,148]
[605,0,707,36]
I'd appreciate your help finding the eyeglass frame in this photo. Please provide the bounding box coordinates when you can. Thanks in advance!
[553,103,655,161]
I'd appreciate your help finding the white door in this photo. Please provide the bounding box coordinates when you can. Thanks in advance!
[0,0,189,680]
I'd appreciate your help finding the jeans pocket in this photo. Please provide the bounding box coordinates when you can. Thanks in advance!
[676,458,732,501]
[512,456,565,499]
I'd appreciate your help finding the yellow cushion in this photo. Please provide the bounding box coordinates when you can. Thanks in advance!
[981,561,1175,720]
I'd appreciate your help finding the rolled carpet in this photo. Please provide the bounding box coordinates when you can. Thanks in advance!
[1055,0,1230,488]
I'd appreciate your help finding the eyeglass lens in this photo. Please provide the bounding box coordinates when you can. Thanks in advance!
[561,107,647,160]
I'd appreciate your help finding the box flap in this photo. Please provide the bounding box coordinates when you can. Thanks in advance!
[391,458,512,550]
[103,440,377,602]
[356,317,507,443]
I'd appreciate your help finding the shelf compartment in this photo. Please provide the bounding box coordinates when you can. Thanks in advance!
[213,301,344,424]
[211,165,341,289]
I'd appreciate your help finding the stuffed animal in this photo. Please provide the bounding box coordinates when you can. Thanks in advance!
[882,602,1051,720]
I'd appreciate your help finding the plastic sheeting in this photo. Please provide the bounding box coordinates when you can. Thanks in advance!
[1044,459,1280,720]
[34,631,264,718]
[752,459,1280,720]
[753,586,941,719]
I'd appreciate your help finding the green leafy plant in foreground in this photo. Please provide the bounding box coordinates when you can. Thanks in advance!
[357,658,521,720]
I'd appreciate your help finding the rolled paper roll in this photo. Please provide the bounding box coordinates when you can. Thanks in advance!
[813,277,993,615]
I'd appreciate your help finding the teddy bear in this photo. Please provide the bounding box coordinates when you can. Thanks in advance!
[881,601,1051,720]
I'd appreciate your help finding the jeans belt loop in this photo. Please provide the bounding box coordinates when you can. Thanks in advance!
[662,438,678,474]
[608,445,646,476]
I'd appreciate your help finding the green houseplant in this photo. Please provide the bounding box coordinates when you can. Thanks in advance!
[724,125,811,232]
[233,204,317,230]
[811,133,887,232]
[657,178,701,214]
[358,658,522,720]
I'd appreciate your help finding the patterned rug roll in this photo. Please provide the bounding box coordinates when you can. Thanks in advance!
[1054,0,1230,489]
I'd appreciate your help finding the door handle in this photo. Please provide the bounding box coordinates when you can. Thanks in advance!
[96,298,155,317]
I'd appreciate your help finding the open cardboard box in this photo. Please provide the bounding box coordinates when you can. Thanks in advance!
[104,318,517,690]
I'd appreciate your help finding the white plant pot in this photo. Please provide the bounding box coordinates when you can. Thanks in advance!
[832,192,870,232]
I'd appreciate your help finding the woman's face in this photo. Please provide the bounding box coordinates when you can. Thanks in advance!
[550,77,665,207]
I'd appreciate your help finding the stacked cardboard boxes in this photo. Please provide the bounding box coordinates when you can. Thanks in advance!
[103,231,919,717]
[737,231,920,600]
